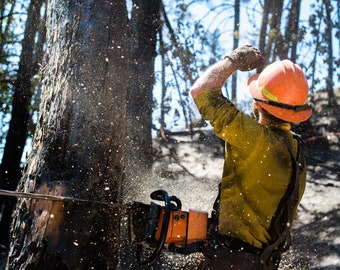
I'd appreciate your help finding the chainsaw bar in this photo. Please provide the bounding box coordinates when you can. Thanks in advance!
[0,188,124,207]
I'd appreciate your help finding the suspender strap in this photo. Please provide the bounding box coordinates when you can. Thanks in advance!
[260,133,305,263]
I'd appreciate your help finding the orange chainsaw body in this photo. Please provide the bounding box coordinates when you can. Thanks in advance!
[154,208,208,245]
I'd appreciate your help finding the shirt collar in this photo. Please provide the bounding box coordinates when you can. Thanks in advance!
[267,122,291,131]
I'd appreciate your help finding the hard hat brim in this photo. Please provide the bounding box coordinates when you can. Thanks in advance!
[248,73,313,123]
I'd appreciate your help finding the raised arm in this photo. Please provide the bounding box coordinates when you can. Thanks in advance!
[190,45,265,99]
[190,58,236,99]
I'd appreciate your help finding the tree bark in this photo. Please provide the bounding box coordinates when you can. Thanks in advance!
[258,0,271,63]
[309,3,324,95]
[125,0,161,200]
[231,0,240,102]
[7,0,130,269]
[258,0,284,63]
[0,0,44,250]
[268,0,283,61]
[323,0,337,106]
[283,0,302,61]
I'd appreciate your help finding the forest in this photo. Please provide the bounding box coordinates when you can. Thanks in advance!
[0,0,339,269]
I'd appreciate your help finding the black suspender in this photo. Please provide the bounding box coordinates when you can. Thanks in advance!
[260,133,305,263]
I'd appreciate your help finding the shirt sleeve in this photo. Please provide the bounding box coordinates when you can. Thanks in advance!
[194,88,266,155]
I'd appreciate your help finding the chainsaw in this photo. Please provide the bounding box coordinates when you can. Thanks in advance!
[132,189,208,265]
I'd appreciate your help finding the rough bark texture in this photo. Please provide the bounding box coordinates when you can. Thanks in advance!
[124,0,160,200]
[268,0,283,61]
[323,0,337,106]
[258,0,284,63]
[0,0,44,250]
[258,0,271,62]
[231,0,240,101]
[7,0,130,269]
[281,0,301,61]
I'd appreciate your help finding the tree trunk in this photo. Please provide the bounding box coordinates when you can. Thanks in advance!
[324,0,337,106]
[125,0,161,200]
[258,0,284,63]
[268,0,283,61]
[286,0,301,61]
[0,0,44,251]
[258,0,271,63]
[280,0,301,61]
[231,0,240,102]
[309,3,324,95]
[7,0,130,269]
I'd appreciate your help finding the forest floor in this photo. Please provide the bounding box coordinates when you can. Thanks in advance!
[1,91,339,269]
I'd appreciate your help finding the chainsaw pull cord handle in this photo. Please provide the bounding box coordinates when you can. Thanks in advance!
[137,190,171,265]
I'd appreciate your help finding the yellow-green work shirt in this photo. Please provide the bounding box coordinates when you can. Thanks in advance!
[194,89,306,249]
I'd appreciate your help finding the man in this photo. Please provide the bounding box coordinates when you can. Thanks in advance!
[190,45,313,269]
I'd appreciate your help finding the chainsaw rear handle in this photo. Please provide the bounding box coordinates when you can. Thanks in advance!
[137,190,171,265]
[151,190,182,210]
[150,189,167,201]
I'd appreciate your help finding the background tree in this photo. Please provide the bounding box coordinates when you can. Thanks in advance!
[0,0,45,252]
[7,0,130,268]
[304,0,339,103]
[258,0,272,63]
[279,0,302,61]
[258,0,284,63]
[323,0,337,106]
[231,0,240,101]
[125,0,161,200]
[308,3,324,96]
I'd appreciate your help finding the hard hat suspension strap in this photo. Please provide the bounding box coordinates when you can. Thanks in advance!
[253,98,314,112]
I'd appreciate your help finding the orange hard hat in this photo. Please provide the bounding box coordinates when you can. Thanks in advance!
[248,59,313,123]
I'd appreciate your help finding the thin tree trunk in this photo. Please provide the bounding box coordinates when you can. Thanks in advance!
[309,3,324,95]
[7,0,130,268]
[324,0,337,106]
[281,0,301,61]
[288,0,301,61]
[258,0,271,63]
[269,0,283,61]
[125,0,161,199]
[0,0,44,250]
[231,0,240,102]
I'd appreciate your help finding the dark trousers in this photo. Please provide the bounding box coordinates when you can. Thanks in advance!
[198,243,279,270]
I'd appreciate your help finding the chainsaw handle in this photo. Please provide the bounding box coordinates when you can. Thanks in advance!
[137,190,171,265]
[151,190,182,210]
[170,195,182,210]
[150,189,167,201]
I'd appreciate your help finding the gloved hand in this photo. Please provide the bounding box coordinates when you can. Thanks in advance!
[225,45,264,71]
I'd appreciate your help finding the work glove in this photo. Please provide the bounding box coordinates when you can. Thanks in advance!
[225,45,265,71]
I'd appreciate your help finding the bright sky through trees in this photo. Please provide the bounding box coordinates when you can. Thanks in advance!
[151,0,340,132]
